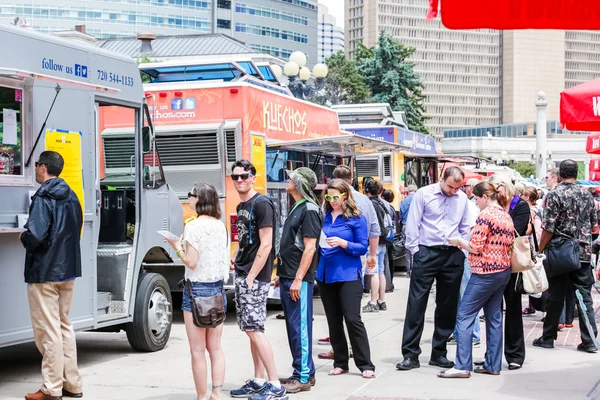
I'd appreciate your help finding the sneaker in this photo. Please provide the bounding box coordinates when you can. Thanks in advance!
[377,301,387,311]
[362,302,379,313]
[231,380,265,398]
[558,324,565,331]
[522,307,536,315]
[317,337,330,345]
[565,323,574,328]
[447,337,457,345]
[249,383,288,400]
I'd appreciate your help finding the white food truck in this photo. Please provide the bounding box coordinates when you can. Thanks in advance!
[0,25,183,351]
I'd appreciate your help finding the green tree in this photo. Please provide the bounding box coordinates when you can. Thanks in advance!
[356,31,430,135]
[311,51,371,107]
[512,161,536,179]
[137,56,153,84]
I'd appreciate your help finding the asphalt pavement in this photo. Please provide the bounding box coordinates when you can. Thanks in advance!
[1,273,599,400]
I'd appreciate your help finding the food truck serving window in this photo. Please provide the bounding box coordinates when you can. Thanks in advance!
[0,85,23,177]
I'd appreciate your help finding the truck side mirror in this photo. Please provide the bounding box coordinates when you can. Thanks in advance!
[142,126,152,153]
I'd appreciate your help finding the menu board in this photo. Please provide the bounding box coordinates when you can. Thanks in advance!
[45,129,85,212]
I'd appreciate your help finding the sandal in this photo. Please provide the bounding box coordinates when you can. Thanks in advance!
[362,370,376,379]
[328,367,349,376]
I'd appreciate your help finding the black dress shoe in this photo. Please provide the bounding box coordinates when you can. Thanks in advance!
[532,337,554,349]
[396,358,420,371]
[62,389,83,398]
[429,356,455,368]
[508,363,522,370]
[577,343,599,353]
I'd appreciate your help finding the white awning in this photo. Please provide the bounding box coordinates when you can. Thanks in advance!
[266,135,405,157]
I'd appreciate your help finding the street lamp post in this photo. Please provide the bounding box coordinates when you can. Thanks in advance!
[274,51,328,100]
[535,91,548,180]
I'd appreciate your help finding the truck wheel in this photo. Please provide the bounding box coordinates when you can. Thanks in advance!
[126,272,172,352]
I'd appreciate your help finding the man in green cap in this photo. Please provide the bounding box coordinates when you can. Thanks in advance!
[277,167,323,393]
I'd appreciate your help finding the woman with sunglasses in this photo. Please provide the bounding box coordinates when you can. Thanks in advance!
[316,179,376,379]
[166,183,230,400]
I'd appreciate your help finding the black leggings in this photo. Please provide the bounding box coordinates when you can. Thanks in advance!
[318,278,375,372]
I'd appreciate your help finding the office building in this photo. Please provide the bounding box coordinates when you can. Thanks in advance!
[318,3,344,63]
[345,0,500,138]
[1,0,318,66]
[345,0,600,138]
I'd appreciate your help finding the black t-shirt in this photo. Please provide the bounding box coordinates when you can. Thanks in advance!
[278,200,323,282]
[235,193,276,283]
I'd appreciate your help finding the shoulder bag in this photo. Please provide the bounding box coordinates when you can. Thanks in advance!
[542,216,582,278]
[186,279,226,328]
[515,219,549,295]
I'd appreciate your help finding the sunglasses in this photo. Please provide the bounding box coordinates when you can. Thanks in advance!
[35,162,47,168]
[187,192,197,199]
[231,173,254,181]
[325,193,346,201]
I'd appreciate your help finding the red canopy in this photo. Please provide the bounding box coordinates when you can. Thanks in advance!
[441,163,484,185]
[560,77,600,132]
[590,158,600,173]
[586,132,600,155]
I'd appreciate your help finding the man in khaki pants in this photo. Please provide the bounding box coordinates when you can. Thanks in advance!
[20,151,83,400]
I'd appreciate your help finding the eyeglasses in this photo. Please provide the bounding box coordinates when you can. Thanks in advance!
[325,193,346,201]
[187,192,197,199]
[231,173,254,181]
[35,162,47,168]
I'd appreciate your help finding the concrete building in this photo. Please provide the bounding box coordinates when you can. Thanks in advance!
[318,3,344,63]
[344,0,600,139]
[441,121,591,175]
[1,0,318,66]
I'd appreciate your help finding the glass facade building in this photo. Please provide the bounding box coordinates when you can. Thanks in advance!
[317,4,343,63]
[1,0,318,65]
[443,121,590,139]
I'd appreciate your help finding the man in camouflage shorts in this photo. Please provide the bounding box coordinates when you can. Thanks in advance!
[230,159,287,400]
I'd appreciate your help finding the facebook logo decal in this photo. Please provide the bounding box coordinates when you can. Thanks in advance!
[74,64,88,78]
[172,98,183,110]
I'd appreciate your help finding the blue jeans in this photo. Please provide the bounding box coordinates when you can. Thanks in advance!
[455,268,511,372]
[453,259,481,342]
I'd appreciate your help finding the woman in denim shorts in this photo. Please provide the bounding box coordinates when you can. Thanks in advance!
[167,183,230,400]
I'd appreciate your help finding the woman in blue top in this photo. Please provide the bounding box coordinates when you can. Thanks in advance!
[316,179,376,379]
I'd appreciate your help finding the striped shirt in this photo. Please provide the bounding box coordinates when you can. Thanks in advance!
[468,205,515,274]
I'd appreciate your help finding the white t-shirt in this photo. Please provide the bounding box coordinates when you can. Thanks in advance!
[183,217,230,283]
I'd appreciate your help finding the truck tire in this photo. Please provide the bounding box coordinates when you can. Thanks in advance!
[126,272,172,352]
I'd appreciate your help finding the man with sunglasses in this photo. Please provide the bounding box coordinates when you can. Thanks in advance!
[21,151,83,400]
[230,159,287,400]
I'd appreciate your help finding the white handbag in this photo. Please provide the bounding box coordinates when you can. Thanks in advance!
[516,254,549,294]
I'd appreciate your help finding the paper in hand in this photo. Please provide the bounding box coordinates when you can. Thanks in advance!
[157,230,180,241]
[319,231,331,248]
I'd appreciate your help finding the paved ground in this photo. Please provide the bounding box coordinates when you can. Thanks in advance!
[1,273,599,400]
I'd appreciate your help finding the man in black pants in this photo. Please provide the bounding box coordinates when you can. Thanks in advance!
[396,167,471,371]
[534,160,599,353]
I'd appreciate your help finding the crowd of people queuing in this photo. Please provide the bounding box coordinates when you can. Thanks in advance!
[19,154,599,400]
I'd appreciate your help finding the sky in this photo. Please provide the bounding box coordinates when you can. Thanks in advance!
[319,0,344,28]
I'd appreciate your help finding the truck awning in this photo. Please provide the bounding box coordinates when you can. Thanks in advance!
[266,135,405,157]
